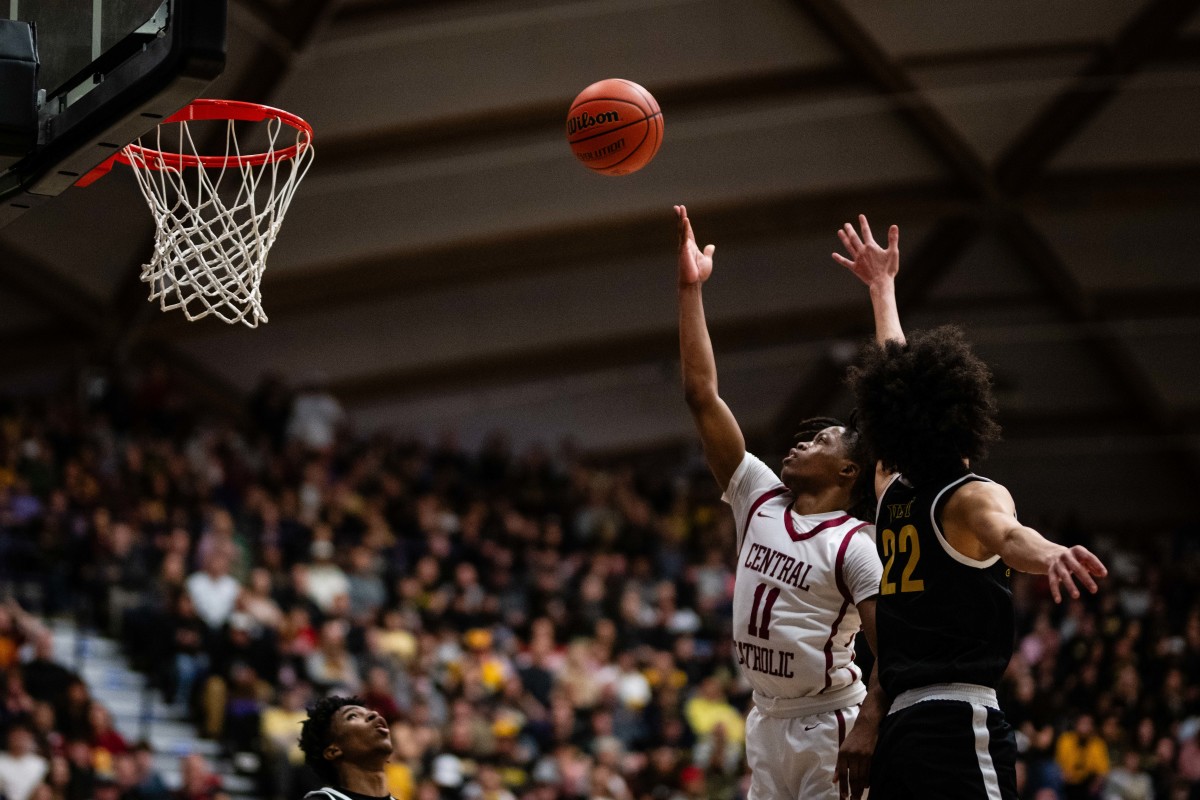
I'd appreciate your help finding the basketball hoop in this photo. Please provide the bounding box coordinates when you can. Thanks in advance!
[79,99,315,327]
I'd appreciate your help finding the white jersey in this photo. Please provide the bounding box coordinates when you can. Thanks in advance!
[725,452,881,704]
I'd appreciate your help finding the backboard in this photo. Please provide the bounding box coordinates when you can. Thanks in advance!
[0,0,225,226]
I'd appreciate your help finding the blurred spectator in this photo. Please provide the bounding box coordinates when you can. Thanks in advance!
[1178,727,1200,786]
[167,592,209,707]
[683,677,743,745]
[285,377,345,452]
[304,534,350,615]
[185,550,240,632]
[1056,713,1112,799]
[88,703,129,758]
[21,631,76,706]
[260,684,312,800]
[174,755,221,800]
[131,743,171,800]
[63,738,93,800]
[305,619,360,696]
[1103,749,1154,800]
[0,722,48,800]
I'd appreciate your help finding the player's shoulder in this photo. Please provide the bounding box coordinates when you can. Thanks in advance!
[941,476,1016,527]
[726,451,784,499]
[841,520,877,551]
[948,475,1013,506]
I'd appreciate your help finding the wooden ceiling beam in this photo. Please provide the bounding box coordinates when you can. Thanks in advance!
[786,0,1200,485]
[994,0,1200,195]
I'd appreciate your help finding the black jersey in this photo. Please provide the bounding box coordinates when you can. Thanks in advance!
[305,789,393,800]
[874,471,1014,697]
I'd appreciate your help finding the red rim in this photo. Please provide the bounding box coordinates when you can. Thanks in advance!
[118,98,314,171]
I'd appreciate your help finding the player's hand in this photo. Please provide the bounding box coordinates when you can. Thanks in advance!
[1047,544,1108,603]
[834,722,875,799]
[832,214,899,289]
[675,204,715,287]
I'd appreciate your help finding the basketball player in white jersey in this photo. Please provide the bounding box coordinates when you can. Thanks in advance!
[675,205,883,800]
[298,696,395,800]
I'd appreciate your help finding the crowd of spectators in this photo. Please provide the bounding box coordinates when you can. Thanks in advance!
[0,363,1197,800]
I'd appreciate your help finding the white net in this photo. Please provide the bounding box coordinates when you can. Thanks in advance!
[123,111,314,327]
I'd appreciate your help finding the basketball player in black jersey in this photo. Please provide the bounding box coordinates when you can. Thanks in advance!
[298,696,394,800]
[829,216,1109,800]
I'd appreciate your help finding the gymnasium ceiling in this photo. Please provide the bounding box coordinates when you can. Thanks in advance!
[2,0,1200,531]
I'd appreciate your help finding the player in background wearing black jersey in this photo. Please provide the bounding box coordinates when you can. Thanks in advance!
[298,697,394,800]
[830,216,1109,800]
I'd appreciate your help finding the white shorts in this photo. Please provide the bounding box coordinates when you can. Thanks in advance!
[746,703,860,800]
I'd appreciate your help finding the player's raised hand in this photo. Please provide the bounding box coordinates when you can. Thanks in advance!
[1047,545,1108,604]
[675,205,715,287]
[833,214,899,289]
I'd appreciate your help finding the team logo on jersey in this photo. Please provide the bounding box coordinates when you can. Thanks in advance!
[886,498,914,522]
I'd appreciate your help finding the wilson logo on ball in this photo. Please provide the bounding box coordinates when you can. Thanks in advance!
[567,110,620,135]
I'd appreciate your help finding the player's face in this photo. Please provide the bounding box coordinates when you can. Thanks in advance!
[327,705,392,764]
[781,426,851,487]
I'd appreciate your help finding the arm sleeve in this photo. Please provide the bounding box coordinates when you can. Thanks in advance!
[843,527,883,605]
[721,452,785,549]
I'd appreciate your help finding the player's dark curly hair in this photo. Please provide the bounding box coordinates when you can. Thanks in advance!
[848,326,1001,486]
[793,416,875,521]
[298,695,363,785]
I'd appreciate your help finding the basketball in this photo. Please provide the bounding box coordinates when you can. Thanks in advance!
[566,78,663,176]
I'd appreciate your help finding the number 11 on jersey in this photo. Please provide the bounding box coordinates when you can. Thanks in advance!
[747,583,781,639]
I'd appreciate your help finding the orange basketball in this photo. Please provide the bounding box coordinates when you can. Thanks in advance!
[566,79,663,176]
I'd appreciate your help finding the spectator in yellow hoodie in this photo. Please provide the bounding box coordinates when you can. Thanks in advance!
[1056,713,1110,800]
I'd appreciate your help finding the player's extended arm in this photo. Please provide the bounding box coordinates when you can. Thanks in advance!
[675,204,746,491]
[942,481,1108,603]
[835,596,888,800]
[833,214,904,346]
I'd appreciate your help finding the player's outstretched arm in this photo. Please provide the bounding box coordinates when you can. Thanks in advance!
[833,214,904,346]
[943,481,1109,603]
[675,204,745,491]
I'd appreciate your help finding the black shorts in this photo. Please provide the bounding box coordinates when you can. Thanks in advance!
[869,700,1018,800]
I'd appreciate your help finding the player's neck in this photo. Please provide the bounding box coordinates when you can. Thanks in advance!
[336,761,390,797]
[790,486,849,517]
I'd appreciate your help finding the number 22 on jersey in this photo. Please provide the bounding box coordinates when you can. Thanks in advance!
[880,524,924,595]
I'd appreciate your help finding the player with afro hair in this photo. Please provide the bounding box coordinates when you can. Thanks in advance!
[849,324,1001,487]
[830,215,1108,800]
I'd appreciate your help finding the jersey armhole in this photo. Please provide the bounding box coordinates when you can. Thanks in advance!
[930,475,1002,569]
[874,473,902,523]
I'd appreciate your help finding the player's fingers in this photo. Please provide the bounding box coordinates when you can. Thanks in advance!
[1068,558,1100,594]
[1075,546,1109,577]
[858,214,874,244]
[832,252,855,268]
[1059,552,1086,598]
[682,216,697,246]
[1056,562,1079,600]
[703,244,715,259]
[888,224,899,251]
[844,222,864,251]
[837,227,855,252]
[849,764,868,800]
[1048,569,1063,604]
